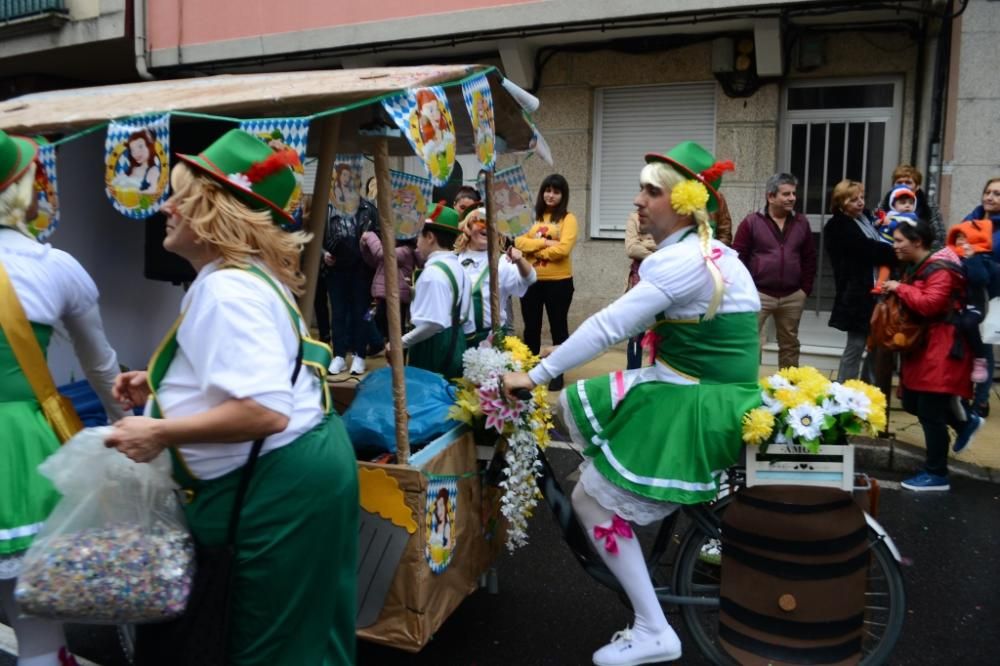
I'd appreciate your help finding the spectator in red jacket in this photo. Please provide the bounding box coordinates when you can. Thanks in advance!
[881,218,981,492]
[733,173,816,369]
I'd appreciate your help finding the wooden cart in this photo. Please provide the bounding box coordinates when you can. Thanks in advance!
[0,66,537,652]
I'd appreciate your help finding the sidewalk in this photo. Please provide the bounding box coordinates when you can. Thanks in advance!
[335,350,1000,481]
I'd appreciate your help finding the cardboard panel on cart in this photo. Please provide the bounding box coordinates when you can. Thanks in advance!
[42,133,183,385]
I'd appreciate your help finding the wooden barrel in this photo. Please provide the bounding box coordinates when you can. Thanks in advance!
[719,485,868,666]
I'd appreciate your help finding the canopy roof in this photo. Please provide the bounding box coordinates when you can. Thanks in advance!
[0,65,534,155]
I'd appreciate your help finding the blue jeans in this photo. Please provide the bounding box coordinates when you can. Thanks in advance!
[326,267,372,358]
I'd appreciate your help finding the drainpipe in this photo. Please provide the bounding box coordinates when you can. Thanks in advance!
[134,0,154,80]
[925,0,955,212]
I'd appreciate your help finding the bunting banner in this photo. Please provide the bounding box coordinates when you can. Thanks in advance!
[424,478,458,574]
[478,165,533,236]
[390,170,434,240]
[523,112,553,166]
[330,154,364,218]
[461,73,496,172]
[104,114,171,219]
[239,117,310,225]
[382,86,456,186]
[31,142,60,241]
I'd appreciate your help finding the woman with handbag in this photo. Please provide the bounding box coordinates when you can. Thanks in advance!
[0,129,124,666]
[105,130,358,665]
[823,179,897,382]
[880,218,980,492]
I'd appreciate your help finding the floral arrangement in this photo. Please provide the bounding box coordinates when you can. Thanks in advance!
[741,366,887,453]
[449,334,553,551]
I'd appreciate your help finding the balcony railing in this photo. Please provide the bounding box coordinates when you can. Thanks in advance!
[1,0,67,22]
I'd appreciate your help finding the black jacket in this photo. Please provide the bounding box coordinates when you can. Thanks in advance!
[823,211,897,333]
[323,198,378,270]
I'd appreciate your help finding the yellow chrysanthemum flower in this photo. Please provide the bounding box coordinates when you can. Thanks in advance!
[742,407,775,445]
[504,335,540,370]
[670,179,710,215]
[774,387,811,410]
[843,379,887,411]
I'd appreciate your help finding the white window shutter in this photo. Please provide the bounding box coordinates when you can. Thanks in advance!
[591,83,716,239]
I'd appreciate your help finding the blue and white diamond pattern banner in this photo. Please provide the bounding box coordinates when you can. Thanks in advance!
[31,142,60,241]
[390,169,434,240]
[104,114,171,219]
[461,73,496,172]
[239,118,310,222]
[382,86,456,187]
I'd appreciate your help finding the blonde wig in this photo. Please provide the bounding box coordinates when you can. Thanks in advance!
[0,162,37,236]
[170,163,312,294]
[639,161,724,319]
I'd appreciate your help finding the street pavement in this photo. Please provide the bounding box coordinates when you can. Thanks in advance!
[3,445,998,666]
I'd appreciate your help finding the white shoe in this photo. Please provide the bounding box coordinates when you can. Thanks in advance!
[328,356,347,374]
[592,626,682,666]
[350,355,367,375]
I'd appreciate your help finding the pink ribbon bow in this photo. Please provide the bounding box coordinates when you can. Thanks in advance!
[593,515,634,555]
[640,329,661,365]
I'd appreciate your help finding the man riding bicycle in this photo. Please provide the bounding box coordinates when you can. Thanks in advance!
[503,142,762,666]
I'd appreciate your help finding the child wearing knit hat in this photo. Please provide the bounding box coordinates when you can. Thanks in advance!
[947,220,995,384]
[871,186,919,293]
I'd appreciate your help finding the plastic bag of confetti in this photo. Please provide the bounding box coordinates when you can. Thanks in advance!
[15,427,195,623]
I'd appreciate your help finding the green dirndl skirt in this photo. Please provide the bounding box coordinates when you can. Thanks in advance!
[565,374,760,505]
[168,415,359,666]
[407,325,467,380]
[1,327,61,560]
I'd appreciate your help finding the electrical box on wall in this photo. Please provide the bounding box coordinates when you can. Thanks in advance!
[711,38,735,73]
[754,19,784,77]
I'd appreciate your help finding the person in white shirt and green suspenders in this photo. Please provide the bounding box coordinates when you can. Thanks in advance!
[398,203,473,378]
[455,206,536,347]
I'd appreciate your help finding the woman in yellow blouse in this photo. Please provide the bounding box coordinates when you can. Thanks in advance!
[515,174,578,390]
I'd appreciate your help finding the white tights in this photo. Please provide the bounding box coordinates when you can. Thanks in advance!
[0,578,66,666]
[570,483,669,639]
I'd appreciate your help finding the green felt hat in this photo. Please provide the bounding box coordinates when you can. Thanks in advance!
[0,129,38,192]
[424,201,461,235]
[176,129,299,228]
[645,141,734,213]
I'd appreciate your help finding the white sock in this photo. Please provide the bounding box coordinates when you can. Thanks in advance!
[1,578,67,665]
[571,483,669,639]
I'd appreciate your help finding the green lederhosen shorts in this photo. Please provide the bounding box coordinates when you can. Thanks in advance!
[171,415,358,666]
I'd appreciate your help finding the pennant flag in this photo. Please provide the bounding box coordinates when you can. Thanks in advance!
[330,154,364,218]
[424,478,458,574]
[104,114,171,219]
[382,86,456,186]
[31,141,59,241]
[239,117,310,225]
[461,73,496,171]
[478,165,534,237]
[390,170,434,240]
[523,112,553,166]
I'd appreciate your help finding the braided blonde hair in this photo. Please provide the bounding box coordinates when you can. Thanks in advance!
[0,163,37,235]
[170,163,312,294]
[639,161,725,319]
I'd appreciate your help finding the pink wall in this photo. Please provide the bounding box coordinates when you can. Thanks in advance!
[148,0,543,50]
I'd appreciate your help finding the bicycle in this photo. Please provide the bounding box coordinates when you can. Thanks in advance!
[536,444,906,665]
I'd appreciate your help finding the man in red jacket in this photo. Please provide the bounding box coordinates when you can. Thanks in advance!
[733,173,817,369]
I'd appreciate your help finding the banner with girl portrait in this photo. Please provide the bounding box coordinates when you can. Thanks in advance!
[330,154,364,218]
[104,114,170,219]
[239,117,310,225]
[424,478,458,574]
[31,141,60,241]
[382,86,457,187]
[461,73,496,172]
[389,170,434,240]
[478,165,533,236]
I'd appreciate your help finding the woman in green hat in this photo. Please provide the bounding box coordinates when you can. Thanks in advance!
[105,129,358,665]
[0,128,125,666]
[504,142,761,666]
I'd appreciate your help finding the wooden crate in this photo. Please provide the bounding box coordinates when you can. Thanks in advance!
[746,443,855,491]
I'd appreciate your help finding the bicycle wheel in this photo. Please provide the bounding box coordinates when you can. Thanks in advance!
[672,502,906,666]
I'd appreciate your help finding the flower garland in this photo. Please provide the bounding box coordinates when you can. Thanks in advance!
[742,366,887,452]
[448,334,553,551]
